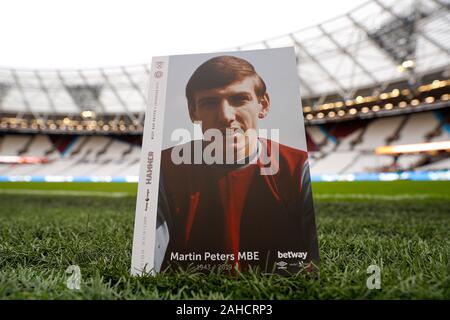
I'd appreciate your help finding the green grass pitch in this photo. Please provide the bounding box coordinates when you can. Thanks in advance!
[0,181,448,299]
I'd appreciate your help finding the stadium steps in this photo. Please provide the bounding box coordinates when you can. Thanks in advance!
[342,152,394,174]
[309,150,359,175]
[95,138,114,159]
[350,124,369,150]
[415,157,450,171]
[0,135,31,155]
[121,143,134,158]
[69,136,90,157]
[386,115,409,145]
[339,153,362,174]
[17,135,35,156]
[43,137,94,175]
[392,112,441,145]
[354,116,403,151]
[396,154,426,171]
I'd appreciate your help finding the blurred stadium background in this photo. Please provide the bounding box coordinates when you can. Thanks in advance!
[0,0,448,183]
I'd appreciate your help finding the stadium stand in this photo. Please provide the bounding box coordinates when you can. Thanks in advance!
[0,111,448,178]
[354,116,407,151]
[417,157,450,171]
[0,0,448,181]
[342,153,394,174]
[392,112,441,145]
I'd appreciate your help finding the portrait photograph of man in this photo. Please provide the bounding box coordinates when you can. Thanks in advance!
[142,48,319,274]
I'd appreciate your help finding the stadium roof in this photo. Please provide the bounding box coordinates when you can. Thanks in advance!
[0,0,449,126]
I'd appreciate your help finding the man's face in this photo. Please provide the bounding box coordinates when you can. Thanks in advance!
[189,76,270,159]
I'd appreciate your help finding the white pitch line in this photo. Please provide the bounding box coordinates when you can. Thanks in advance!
[0,189,448,200]
[314,193,450,200]
[0,189,133,198]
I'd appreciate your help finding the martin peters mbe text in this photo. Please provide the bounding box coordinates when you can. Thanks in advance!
[169,251,309,262]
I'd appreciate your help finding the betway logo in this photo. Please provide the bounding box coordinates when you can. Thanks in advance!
[277,251,308,260]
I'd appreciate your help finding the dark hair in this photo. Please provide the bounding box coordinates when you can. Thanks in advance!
[186,55,266,107]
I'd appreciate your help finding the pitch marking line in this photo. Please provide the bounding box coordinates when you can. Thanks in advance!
[314,193,450,200]
[0,189,132,197]
[0,190,448,200]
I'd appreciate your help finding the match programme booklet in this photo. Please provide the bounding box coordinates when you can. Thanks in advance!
[131,47,319,275]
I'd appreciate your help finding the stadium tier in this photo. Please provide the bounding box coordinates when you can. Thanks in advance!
[0,0,449,181]
[1,109,449,181]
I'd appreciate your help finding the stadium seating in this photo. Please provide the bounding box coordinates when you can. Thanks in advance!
[392,112,441,145]
[354,116,404,151]
[342,153,394,174]
[0,110,448,177]
[304,111,449,174]
[416,157,450,171]
[0,135,32,156]
[310,151,360,174]
[396,154,426,171]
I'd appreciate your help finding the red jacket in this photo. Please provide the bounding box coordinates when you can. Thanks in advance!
[159,138,319,272]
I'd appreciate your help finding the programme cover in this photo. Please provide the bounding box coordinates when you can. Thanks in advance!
[131,47,319,275]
